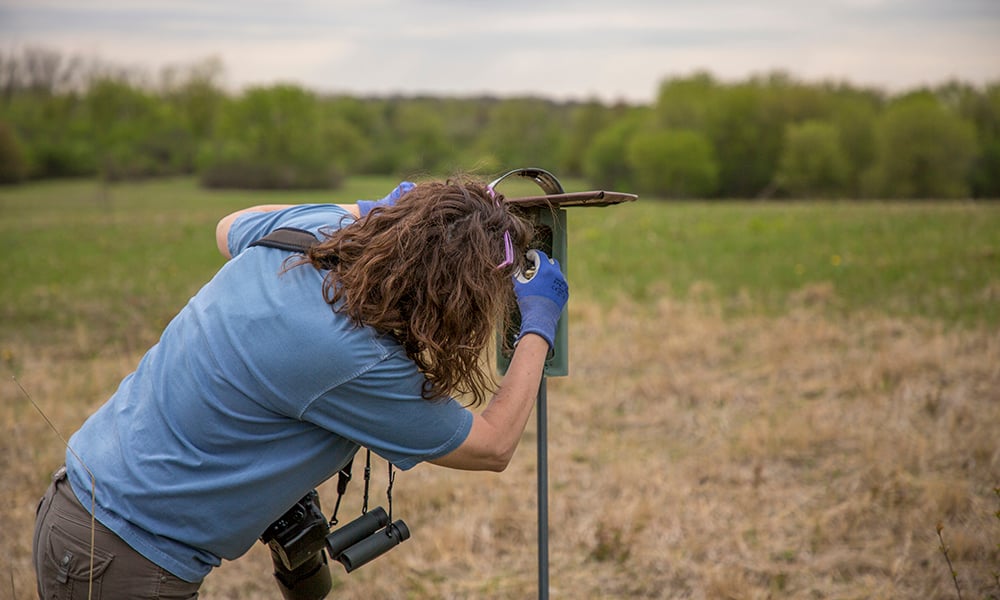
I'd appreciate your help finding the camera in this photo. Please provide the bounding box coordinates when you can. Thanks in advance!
[260,490,330,572]
[260,491,333,600]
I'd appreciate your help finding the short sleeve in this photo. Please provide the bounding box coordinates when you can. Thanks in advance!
[300,352,473,470]
[228,204,354,257]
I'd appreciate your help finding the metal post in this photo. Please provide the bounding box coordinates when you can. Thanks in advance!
[537,376,549,600]
[489,167,635,599]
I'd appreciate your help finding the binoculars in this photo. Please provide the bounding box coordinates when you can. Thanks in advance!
[325,506,410,572]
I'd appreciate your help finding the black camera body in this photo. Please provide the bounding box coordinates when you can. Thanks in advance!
[261,490,330,572]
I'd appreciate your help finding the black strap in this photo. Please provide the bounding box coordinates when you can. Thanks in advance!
[328,459,353,526]
[249,226,340,268]
[362,449,372,514]
[248,227,320,253]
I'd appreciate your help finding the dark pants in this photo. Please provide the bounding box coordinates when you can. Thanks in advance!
[33,467,203,599]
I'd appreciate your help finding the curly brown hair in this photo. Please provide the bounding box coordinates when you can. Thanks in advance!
[298,178,534,407]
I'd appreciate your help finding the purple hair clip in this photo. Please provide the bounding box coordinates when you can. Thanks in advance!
[496,230,514,270]
[488,185,514,270]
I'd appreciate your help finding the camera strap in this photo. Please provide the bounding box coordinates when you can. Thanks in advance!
[386,459,396,524]
[249,226,342,270]
[248,227,320,253]
[329,459,352,526]
[357,449,398,523]
[361,449,371,514]
[328,449,398,527]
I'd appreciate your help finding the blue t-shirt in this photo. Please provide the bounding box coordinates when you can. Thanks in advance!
[65,204,473,582]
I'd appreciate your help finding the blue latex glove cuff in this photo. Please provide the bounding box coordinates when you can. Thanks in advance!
[357,181,415,217]
[516,296,562,350]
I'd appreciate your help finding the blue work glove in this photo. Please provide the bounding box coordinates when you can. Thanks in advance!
[514,249,569,350]
[357,181,415,217]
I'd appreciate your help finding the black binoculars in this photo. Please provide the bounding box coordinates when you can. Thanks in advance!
[326,506,410,572]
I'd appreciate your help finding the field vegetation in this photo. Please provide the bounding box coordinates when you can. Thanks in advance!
[2,47,999,202]
[2,177,999,599]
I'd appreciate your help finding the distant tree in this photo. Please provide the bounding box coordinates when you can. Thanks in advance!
[317,109,370,175]
[863,92,978,198]
[759,71,833,123]
[827,89,881,196]
[386,101,454,175]
[774,120,849,198]
[582,109,648,190]
[702,72,840,198]
[5,45,1000,199]
[0,46,81,99]
[972,83,1000,197]
[704,81,785,197]
[201,84,342,189]
[654,71,717,130]
[0,120,28,183]
[325,95,385,145]
[626,129,718,198]
[160,57,225,143]
[0,88,97,178]
[559,99,614,177]
[937,80,1000,198]
[434,97,498,172]
[83,78,193,179]
[335,98,395,174]
[476,98,566,171]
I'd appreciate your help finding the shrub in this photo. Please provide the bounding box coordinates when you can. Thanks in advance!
[626,129,719,198]
[774,120,850,198]
[864,93,978,198]
[199,157,344,190]
[0,121,29,184]
[583,115,646,190]
[27,140,99,179]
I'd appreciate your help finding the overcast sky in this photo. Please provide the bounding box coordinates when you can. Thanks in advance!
[1,0,998,103]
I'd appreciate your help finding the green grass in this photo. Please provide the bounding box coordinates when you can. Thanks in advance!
[1,177,998,355]
[0,176,406,350]
[568,199,1000,325]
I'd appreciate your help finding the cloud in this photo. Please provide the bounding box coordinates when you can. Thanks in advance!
[1,0,997,102]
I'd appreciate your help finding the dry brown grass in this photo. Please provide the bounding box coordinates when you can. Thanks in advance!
[3,298,998,599]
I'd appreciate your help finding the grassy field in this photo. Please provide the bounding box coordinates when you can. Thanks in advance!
[567,198,1000,326]
[2,177,998,599]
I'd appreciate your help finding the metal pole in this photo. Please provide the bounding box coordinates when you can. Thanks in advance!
[537,376,549,600]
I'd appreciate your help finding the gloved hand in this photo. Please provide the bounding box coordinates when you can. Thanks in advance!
[514,249,569,350]
[357,181,415,217]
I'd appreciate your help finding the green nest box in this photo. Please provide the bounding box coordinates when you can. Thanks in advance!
[492,168,637,378]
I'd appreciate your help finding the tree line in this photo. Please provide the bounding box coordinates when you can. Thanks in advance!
[1,47,998,199]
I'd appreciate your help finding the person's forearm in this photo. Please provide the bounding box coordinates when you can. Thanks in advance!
[430,333,548,471]
[480,333,548,462]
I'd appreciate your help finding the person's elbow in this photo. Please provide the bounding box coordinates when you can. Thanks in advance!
[429,428,517,472]
[430,445,513,472]
[215,218,233,258]
[215,210,250,259]
[481,448,514,473]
